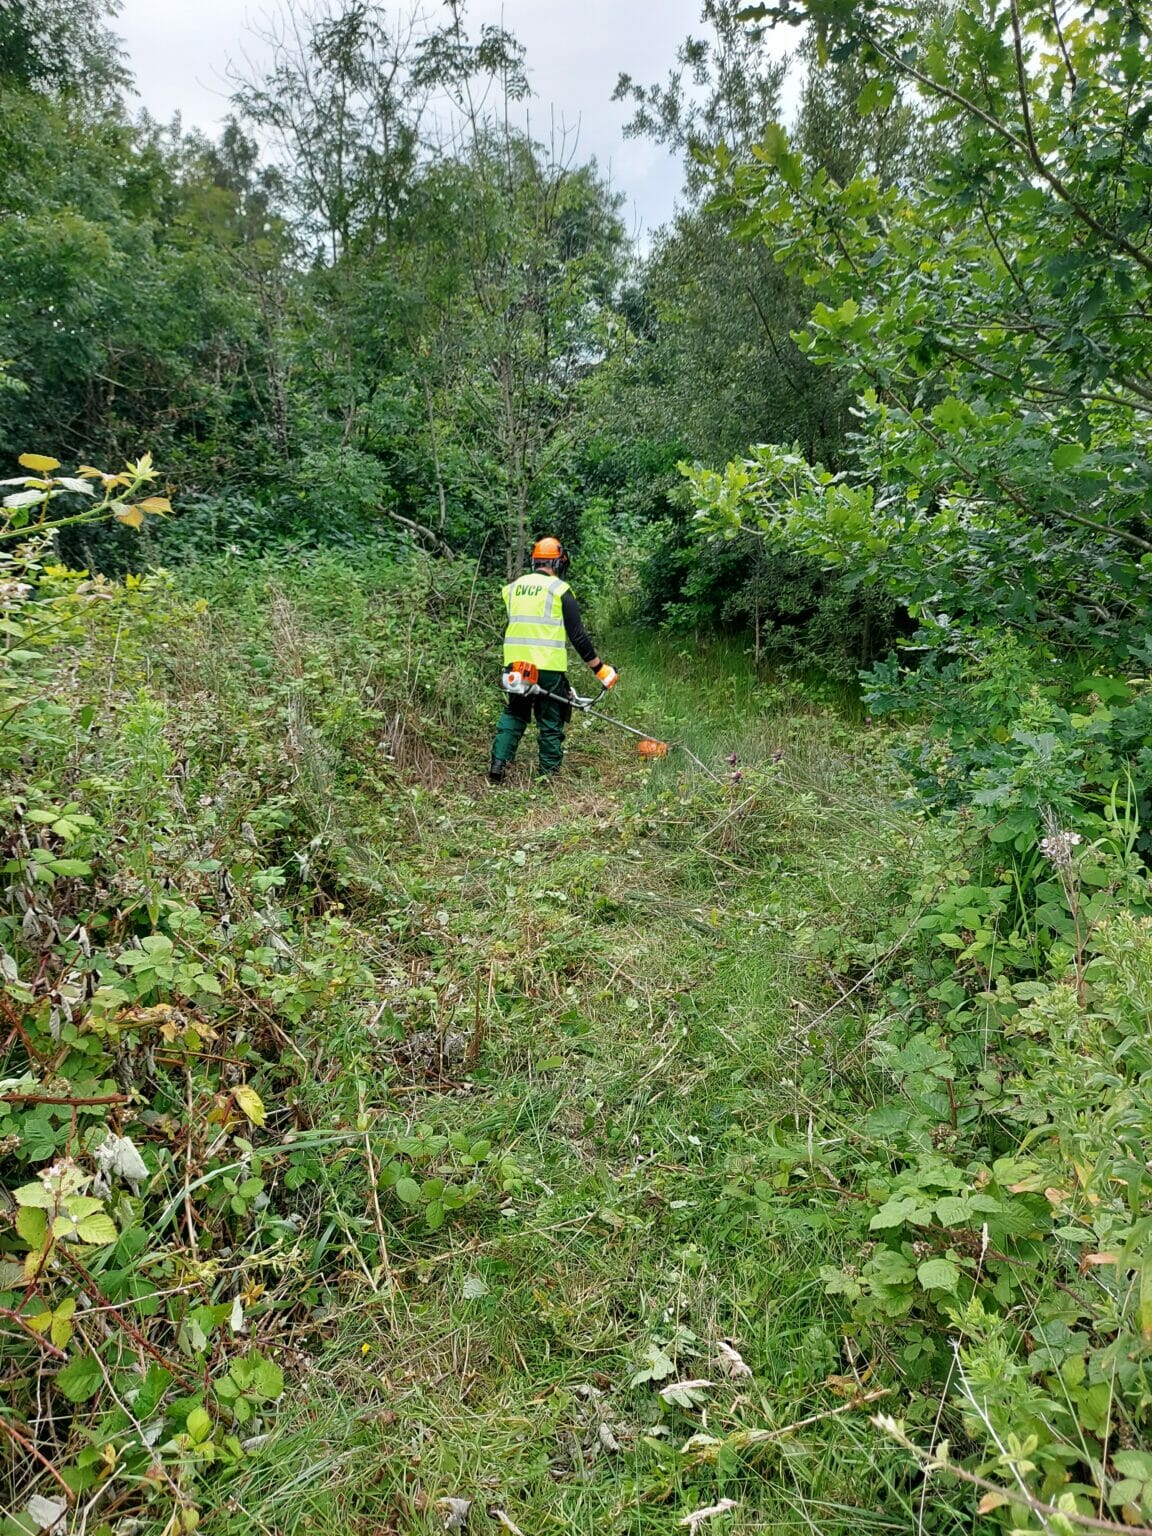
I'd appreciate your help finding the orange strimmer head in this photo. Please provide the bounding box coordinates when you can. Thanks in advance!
[636,738,670,758]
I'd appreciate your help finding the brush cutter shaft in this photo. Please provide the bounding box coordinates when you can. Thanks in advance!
[515,679,720,780]
[532,684,662,743]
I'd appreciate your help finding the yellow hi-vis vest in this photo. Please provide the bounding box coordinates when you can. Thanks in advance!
[501,571,571,669]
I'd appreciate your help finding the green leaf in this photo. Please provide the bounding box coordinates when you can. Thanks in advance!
[56,1352,104,1402]
[1110,1476,1145,1505]
[136,1363,173,1418]
[1052,442,1085,471]
[1113,1451,1152,1479]
[858,78,896,114]
[76,1213,118,1245]
[917,1258,960,1292]
[870,1196,933,1229]
[630,1343,677,1385]
[186,1406,212,1443]
[67,1196,105,1221]
[394,1176,421,1205]
[930,397,973,432]
[14,1205,47,1248]
[777,150,803,191]
[47,858,91,878]
[934,1196,972,1226]
[759,122,789,165]
[250,1355,284,1400]
[13,1182,52,1209]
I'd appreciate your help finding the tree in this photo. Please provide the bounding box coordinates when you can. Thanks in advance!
[0,0,123,95]
[691,0,1152,666]
[0,37,282,485]
[613,0,791,202]
[596,3,925,664]
[405,133,627,573]
[231,1,429,265]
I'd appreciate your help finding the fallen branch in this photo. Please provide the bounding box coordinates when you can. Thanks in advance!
[381,507,455,560]
[681,1387,891,1463]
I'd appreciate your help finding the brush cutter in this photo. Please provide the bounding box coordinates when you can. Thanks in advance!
[501,663,718,777]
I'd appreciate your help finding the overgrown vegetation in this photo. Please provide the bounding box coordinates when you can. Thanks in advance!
[0,522,911,1532]
[6,0,1152,1531]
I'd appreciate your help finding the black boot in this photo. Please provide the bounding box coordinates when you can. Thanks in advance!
[488,758,508,784]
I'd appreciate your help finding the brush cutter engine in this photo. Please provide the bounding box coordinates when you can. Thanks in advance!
[501,661,541,696]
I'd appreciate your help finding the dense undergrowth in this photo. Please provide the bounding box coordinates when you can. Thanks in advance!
[4,540,1152,1536]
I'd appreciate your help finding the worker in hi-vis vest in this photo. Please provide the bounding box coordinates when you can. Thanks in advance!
[489,537,617,782]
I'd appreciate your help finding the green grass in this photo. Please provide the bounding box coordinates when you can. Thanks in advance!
[203,616,934,1535]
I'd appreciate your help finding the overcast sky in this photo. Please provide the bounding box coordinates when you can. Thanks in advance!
[111,0,713,239]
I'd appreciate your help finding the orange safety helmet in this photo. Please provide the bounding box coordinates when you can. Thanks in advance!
[531,536,569,578]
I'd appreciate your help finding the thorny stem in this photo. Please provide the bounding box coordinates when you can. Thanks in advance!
[0,1091,131,1107]
[58,1251,198,1385]
[0,1302,68,1359]
[875,1413,1152,1535]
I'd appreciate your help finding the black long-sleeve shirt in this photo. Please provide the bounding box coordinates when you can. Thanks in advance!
[560,588,597,665]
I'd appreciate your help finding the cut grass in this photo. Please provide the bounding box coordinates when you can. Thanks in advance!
[209,626,948,1534]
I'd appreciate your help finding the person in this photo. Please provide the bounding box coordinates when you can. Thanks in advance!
[489,537,617,783]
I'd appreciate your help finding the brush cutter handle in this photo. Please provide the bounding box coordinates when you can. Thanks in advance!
[552,685,602,710]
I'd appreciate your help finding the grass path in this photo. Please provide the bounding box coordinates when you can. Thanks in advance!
[221,631,923,1536]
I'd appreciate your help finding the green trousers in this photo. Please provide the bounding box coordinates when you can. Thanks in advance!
[492,669,572,775]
